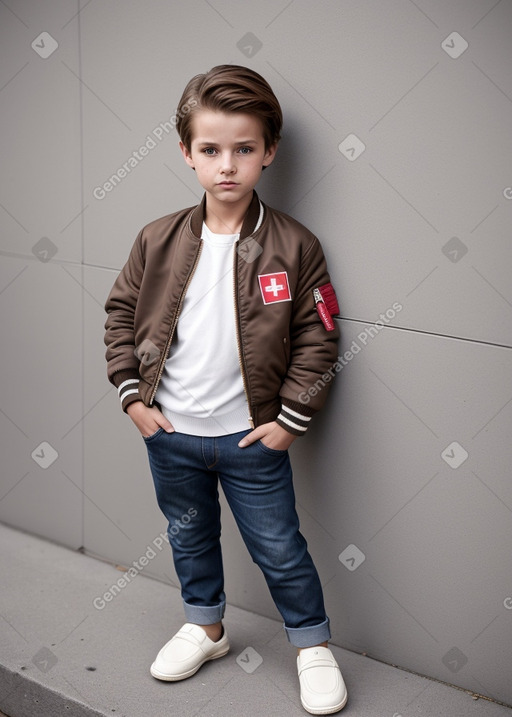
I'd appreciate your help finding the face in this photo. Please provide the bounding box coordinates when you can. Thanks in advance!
[180,110,277,207]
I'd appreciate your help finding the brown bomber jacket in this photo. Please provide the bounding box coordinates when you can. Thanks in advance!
[104,191,340,436]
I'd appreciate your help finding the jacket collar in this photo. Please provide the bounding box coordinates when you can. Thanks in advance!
[189,191,262,241]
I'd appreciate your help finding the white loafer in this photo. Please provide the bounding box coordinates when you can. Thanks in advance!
[297,646,348,714]
[150,623,230,681]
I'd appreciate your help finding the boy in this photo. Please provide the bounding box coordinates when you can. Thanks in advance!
[104,65,346,714]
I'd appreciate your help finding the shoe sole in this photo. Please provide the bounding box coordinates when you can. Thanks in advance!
[300,691,348,715]
[150,644,230,682]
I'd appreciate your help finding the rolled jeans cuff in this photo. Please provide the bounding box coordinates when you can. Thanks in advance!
[284,617,331,648]
[183,599,226,625]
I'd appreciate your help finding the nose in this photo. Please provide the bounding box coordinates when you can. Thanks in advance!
[220,151,235,174]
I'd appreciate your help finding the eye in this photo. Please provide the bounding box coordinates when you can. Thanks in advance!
[202,147,217,155]
[238,147,252,155]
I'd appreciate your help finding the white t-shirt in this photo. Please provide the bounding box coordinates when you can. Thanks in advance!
[156,206,263,436]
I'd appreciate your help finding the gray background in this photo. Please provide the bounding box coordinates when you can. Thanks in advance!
[1,0,511,707]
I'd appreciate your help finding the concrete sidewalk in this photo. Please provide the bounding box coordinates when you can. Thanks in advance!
[0,522,510,717]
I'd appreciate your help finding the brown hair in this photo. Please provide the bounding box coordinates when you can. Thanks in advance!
[176,65,283,152]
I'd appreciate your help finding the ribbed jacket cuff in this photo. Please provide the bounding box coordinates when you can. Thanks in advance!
[276,401,315,436]
[112,370,142,412]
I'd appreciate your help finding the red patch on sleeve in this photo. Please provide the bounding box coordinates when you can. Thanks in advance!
[318,283,339,316]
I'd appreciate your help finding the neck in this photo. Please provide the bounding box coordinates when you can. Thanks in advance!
[204,191,254,234]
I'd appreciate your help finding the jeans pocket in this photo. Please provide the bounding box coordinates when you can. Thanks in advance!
[142,427,165,443]
[256,439,288,456]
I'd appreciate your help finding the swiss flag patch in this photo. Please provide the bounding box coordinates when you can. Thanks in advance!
[258,272,292,304]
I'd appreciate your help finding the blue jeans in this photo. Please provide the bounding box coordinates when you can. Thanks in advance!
[143,428,330,648]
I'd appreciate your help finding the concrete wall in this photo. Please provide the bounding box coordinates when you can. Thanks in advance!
[1,0,511,705]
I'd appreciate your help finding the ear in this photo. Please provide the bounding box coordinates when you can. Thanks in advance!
[179,141,195,170]
[262,142,278,168]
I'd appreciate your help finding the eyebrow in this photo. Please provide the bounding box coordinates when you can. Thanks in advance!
[195,139,259,147]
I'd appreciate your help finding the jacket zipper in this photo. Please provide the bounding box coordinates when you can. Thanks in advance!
[233,244,254,428]
[149,242,203,405]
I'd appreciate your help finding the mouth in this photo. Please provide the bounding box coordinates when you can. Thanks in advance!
[217,181,238,187]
